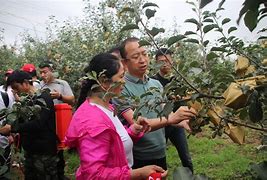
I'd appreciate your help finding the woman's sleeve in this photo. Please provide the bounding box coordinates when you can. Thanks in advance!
[78,130,131,180]
[125,125,144,143]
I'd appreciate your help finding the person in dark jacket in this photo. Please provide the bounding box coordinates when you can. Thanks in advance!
[151,48,193,173]
[0,70,58,180]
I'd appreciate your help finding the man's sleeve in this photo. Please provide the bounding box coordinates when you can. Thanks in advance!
[112,97,132,117]
[62,80,74,96]
[112,89,134,125]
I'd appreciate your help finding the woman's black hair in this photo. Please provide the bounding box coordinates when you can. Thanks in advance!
[76,53,120,108]
[6,70,33,88]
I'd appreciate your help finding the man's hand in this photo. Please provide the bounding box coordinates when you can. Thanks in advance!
[172,119,191,132]
[0,124,11,135]
[168,106,197,125]
[132,116,151,134]
[50,89,61,99]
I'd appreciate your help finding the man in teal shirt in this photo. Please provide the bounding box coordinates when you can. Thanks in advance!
[113,37,197,170]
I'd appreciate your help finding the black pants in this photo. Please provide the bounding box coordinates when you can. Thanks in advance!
[132,156,167,170]
[165,125,193,173]
[24,152,58,180]
[0,146,11,178]
[57,150,66,180]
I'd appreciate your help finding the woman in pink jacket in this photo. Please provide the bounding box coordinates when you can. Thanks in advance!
[65,53,167,180]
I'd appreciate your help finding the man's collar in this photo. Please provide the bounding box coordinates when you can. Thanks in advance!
[41,79,60,85]
[125,72,149,84]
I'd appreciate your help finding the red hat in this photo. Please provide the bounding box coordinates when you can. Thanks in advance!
[5,69,14,76]
[21,64,36,73]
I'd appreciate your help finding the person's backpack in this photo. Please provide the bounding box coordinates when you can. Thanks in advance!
[1,91,9,108]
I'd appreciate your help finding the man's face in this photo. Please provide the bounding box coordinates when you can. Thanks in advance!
[39,67,53,83]
[157,54,173,75]
[123,41,149,78]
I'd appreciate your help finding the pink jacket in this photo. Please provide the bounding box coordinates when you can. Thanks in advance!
[65,100,142,180]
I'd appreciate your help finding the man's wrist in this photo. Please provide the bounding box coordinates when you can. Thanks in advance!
[58,94,63,100]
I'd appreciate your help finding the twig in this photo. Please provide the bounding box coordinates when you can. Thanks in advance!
[226,119,267,132]
[211,107,267,132]
[138,18,201,93]
[175,94,224,104]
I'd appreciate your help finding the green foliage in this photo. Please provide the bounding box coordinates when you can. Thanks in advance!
[0,90,47,131]
[167,35,186,47]
[167,128,267,179]
[200,0,267,32]
[247,161,267,179]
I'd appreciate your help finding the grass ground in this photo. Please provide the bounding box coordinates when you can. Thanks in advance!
[166,128,266,179]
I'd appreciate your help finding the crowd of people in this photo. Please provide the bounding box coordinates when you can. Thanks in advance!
[0,37,197,180]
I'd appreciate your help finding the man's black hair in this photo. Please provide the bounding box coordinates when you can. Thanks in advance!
[38,61,54,69]
[120,37,139,59]
[155,48,173,60]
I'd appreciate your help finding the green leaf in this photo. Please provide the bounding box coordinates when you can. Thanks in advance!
[138,40,151,46]
[6,112,17,123]
[203,40,209,47]
[257,28,267,33]
[206,52,219,60]
[191,93,200,101]
[210,47,227,52]
[238,108,248,120]
[203,24,215,33]
[190,67,202,75]
[216,7,225,12]
[103,92,117,99]
[167,35,186,47]
[184,31,197,36]
[228,27,237,34]
[120,7,135,14]
[258,36,267,40]
[199,0,213,9]
[249,161,267,180]
[187,1,196,6]
[148,27,165,37]
[222,18,231,25]
[120,24,139,32]
[203,18,213,23]
[140,91,153,99]
[184,18,199,26]
[0,165,8,175]
[133,105,144,121]
[258,14,267,22]
[244,9,258,32]
[145,9,156,20]
[162,102,173,119]
[142,2,159,9]
[218,37,226,43]
[190,61,200,67]
[237,5,249,24]
[184,38,199,44]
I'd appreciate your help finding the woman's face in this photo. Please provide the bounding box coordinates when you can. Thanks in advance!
[109,62,125,95]
[11,81,29,94]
